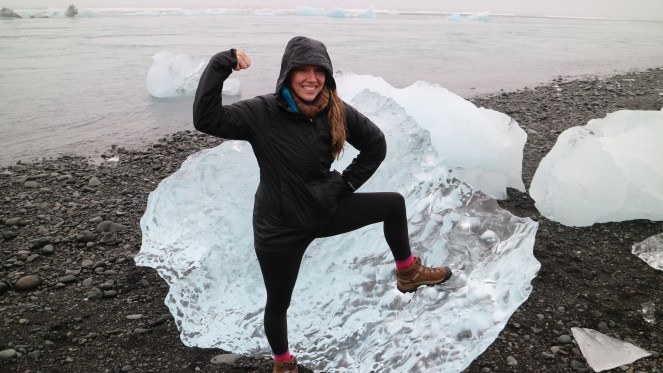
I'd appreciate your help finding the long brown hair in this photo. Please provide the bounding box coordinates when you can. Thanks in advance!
[327,88,346,159]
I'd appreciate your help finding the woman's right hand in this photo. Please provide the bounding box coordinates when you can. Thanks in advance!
[234,50,251,71]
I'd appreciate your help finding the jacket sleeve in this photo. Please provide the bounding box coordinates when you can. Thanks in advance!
[192,49,256,141]
[340,103,387,195]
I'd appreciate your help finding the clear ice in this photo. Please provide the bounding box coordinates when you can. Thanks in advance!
[135,87,539,372]
[146,52,240,98]
[571,327,651,372]
[530,109,663,226]
[336,73,527,200]
[632,233,663,271]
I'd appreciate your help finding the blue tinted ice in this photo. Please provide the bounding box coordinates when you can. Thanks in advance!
[135,89,539,372]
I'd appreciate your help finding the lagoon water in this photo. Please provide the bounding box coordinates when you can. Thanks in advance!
[1,7,663,166]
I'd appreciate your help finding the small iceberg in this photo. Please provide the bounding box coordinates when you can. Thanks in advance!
[530,109,663,226]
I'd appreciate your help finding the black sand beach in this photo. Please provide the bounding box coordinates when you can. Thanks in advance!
[1,68,662,373]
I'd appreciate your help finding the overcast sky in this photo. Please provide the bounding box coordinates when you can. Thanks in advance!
[6,0,663,21]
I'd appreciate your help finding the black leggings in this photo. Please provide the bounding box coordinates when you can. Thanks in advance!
[255,192,412,355]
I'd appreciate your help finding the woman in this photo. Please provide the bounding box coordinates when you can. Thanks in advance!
[193,36,452,373]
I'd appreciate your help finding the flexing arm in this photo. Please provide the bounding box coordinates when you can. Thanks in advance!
[341,103,387,194]
[192,49,255,140]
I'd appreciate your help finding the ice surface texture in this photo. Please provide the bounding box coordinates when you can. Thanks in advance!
[632,233,663,271]
[336,73,527,200]
[571,327,651,372]
[530,109,663,226]
[146,52,240,98]
[135,90,539,372]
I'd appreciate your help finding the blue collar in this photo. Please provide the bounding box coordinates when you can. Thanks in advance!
[280,87,300,113]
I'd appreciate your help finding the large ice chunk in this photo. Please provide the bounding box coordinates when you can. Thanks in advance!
[571,327,651,372]
[530,109,663,226]
[146,52,240,98]
[336,73,526,199]
[632,233,663,271]
[136,89,539,372]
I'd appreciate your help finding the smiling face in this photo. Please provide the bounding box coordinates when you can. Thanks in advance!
[288,65,326,101]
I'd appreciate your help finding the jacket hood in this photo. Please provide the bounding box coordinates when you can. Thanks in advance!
[275,36,336,94]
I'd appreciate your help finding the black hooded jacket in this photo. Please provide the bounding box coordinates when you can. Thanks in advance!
[193,36,387,250]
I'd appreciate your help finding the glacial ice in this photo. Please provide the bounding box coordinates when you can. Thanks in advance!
[295,6,375,18]
[135,88,539,372]
[336,73,527,199]
[571,327,651,372]
[632,233,663,271]
[530,109,663,226]
[146,52,240,98]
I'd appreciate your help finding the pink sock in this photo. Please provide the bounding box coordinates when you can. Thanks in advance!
[274,350,292,362]
[396,255,415,270]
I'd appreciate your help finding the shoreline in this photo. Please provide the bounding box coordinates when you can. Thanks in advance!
[1,68,662,372]
[3,65,662,170]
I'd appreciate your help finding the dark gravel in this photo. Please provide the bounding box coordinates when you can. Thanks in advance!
[1,68,662,373]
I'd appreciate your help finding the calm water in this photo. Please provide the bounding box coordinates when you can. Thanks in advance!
[1,10,663,165]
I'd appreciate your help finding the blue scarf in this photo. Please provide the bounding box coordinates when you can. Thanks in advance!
[280,87,300,113]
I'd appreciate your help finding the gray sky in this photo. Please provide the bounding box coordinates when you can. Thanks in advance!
[6,0,663,21]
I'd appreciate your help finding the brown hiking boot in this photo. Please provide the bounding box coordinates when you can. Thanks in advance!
[273,356,298,373]
[397,257,452,293]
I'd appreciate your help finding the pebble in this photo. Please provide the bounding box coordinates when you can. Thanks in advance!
[88,177,102,186]
[0,282,10,295]
[0,349,17,360]
[96,220,127,234]
[59,275,77,283]
[5,217,22,225]
[210,353,242,365]
[506,356,518,366]
[558,335,573,344]
[81,260,94,269]
[86,287,103,299]
[126,314,143,320]
[41,245,55,255]
[76,230,95,243]
[14,275,42,291]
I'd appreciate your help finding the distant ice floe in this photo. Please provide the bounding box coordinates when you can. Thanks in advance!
[530,109,663,226]
[336,72,526,200]
[571,328,651,372]
[447,11,492,22]
[146,52,240,98]
[632,233,663,271]
[296,6,375,18]
[136,89,539,372]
